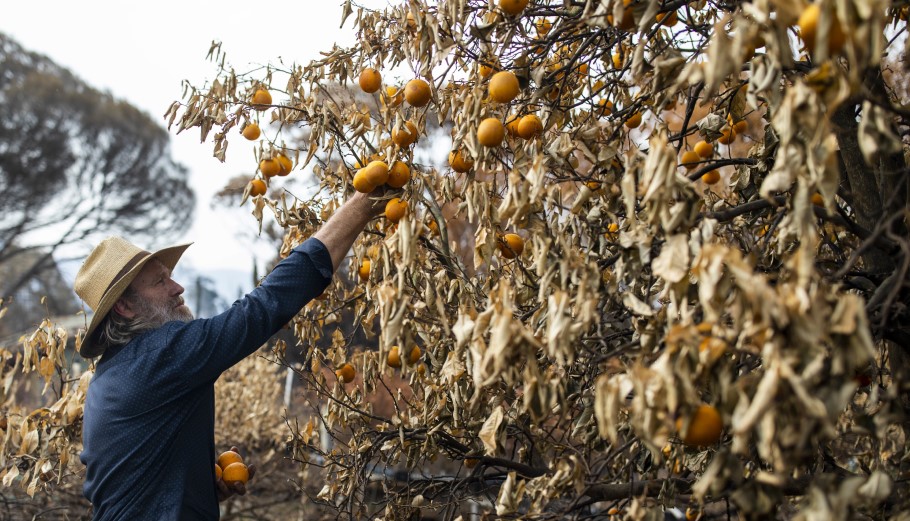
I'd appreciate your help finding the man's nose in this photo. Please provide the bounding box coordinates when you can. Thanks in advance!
[169,279,185,296]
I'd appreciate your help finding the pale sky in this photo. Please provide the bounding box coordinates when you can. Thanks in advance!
[2,0,389,299]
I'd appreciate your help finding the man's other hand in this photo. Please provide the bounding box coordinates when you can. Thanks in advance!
[216,445,257,502]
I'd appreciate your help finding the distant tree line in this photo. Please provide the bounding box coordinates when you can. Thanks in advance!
[0,33,195,336]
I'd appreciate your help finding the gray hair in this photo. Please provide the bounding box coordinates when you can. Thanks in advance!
[93,286,161,350]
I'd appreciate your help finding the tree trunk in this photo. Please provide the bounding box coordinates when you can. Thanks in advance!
[830,102,894,275]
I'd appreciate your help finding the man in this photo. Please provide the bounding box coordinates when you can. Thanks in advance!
[75,190,382,520]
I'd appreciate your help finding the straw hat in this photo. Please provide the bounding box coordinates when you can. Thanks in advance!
[74,236,191,358]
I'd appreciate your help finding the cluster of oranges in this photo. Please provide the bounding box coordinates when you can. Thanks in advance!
[238,88,298,198]
[334,345,423,385]
[215,450,249,487]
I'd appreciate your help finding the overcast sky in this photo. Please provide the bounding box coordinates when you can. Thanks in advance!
[2,0,389,299]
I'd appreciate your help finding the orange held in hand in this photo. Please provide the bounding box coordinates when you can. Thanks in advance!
[215,464,222,481]
[222,462,249,486]
[217,450,243,470]
[387,161,411,188]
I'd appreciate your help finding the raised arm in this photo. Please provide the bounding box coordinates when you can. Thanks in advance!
[313,191,383,271]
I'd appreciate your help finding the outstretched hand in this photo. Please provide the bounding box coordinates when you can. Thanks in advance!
[216,446,256,502]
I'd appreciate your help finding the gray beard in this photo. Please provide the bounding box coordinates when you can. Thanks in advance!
[131,298,195,329]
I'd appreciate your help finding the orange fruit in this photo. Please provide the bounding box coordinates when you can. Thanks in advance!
[686,507,700,521]
[477,57,499,78]
[611,0,636,30]
[812,192,825,206]
[477,118,505,147]
[586,181,602,191]
[676,404,723,447]
[385,198,408,223]
[733,119,748,134]
[336,363,356,383]
[408,346,422,364]
[717,126,736,145]
[612,52,623,69]
[386,85,404,107]
[362,160,390,186]
[404,79,432,107]
[701,170,721,185]
[464,457,479,468]
[680,151,700,171]
[597,99,613,117]
[387,161,411,188]
[798,3,846,56]
[352,169,377,193]
[217,450,243,470]
[606,222,620,233]
[426,219,439,235]
[387,346,403,368]
[260,158,281,178]
[392,121,420,147]
[693,140,714,159]
[215,464,222,481]
[241,123,261,140]
[358,259,371,281]
[359,68,382,93]
[276,154,293,176]
[505,114,522,137]
[517,114,543,139]
[251,89,272,110]
[488,71,520,103]
[222,462,249,486]
[656,10,678,26]
[499,0,529,16]
[535,18,552,36]
[448,150,474,173]
[249,179,267,197]
[498,233,525,258]
[624,111,643,129]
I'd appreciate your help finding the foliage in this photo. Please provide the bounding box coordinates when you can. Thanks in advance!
[4,0,910,519]
[169,0,909,518]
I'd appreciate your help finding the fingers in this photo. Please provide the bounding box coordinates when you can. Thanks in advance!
[216,480,231,502]
[230,445,240,454]
[247,464,257,481]
[231,481,247,496]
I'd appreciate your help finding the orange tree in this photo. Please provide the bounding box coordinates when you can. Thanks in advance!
[3,0,898,518]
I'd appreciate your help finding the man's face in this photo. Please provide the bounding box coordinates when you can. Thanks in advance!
[116,259,194,326]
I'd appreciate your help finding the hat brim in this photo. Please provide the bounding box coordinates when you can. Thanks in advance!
[78,242,192,358]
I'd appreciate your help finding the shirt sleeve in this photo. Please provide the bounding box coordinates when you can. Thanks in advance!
[154,237,333,386]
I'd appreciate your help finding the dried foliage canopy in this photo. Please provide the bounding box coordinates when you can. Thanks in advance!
[4,1,910,519]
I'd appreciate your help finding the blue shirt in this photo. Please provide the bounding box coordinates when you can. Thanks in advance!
[81,238,333,520]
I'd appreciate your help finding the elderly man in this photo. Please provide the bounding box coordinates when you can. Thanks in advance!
[74,191,381,520]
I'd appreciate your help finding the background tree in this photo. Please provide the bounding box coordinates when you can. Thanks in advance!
[0,33,196,311]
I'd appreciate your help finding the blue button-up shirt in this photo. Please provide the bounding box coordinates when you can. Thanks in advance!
[81,238,333,520]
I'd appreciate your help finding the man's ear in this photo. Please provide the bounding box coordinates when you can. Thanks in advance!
[113,297,136,319]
